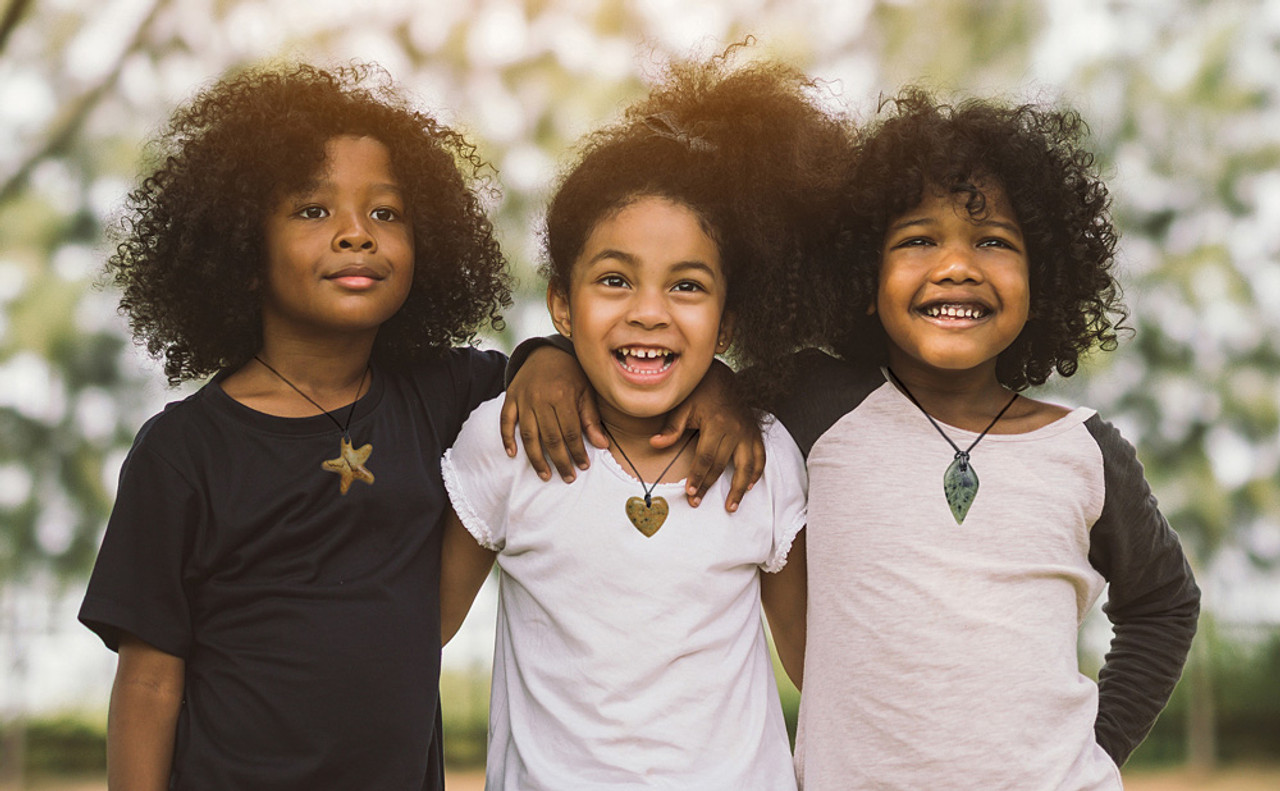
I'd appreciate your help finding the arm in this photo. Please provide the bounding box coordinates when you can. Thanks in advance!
[502,338,608,483]
[1085,417,1200,766]
[504,337,764,510]
[107,633,185,791]
[760,530,807,689]
[440,507,497,646]
[651,359,765,511]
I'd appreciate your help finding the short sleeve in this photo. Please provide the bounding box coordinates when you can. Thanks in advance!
[759,417,809,573]
[78,426,200,657]
[440,396,521,552]
[437,347,507,450]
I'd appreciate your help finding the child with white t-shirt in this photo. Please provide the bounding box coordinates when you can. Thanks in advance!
[437,54,850,790]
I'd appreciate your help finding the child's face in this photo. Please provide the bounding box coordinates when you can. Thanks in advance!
[548,196,732,430]
[261,135,414,345]
[874,185,1029,381]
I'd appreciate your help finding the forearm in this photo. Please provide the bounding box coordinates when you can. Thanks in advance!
[761,530,807,689]
[440,508,497,645]
[1095,589,1199,764]
[108,636,184,791]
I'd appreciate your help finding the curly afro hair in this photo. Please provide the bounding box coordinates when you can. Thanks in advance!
[832,87,1126,390]
[543,46,853,408]
[107,62,511,385]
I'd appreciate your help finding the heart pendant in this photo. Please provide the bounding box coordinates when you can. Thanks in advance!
[625,496,669,537]
[943,456,979,524]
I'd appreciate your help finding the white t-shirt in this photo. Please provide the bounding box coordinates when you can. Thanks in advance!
[442,396,807,790]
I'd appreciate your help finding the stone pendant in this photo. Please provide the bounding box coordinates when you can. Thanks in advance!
[943,454,978,524]
[625,495,669,537]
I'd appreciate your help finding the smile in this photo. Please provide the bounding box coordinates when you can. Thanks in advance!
[921,302,990,320]
[613,345,677,375]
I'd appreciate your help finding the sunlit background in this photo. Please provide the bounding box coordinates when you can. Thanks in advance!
[2,0,1278,785]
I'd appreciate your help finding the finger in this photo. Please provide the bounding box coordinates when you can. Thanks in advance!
[578,392,609,450]
[725,435,766,512]
[517,404,553,481]
[535,404,577,482]
[683,432,726,508]
[650,403,692,450]
[499,394,521,458]
[691,430,732,504]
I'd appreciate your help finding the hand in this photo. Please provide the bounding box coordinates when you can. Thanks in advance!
[501,345,608,482]
[651,360,765,511]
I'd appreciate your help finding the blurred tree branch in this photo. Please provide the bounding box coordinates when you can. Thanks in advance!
[0,0,34,55]
[0,0,166,205]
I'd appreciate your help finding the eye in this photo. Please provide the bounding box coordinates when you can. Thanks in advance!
[978,237,1018,251]
[372,207,401,222]
[892,236,934,249]
[599,274,629,289]
[297,205,328,220]
[672,280,706,293]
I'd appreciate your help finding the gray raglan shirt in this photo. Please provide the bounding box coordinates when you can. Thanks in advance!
[775,350,1199,791]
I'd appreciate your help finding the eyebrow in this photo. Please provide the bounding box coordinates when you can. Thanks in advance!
[889,216,1023,237]
[588,250,718,276]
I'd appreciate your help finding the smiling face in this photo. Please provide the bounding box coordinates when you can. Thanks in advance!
[548,196,732,433]
[875,184,1030,384]
[260,135,414,347]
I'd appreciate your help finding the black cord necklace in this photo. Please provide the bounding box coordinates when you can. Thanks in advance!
[885,368,1019,524]
[602,424,698,537]
[254,355,373,495]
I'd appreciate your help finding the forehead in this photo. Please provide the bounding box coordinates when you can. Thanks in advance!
[903,180,1019,225]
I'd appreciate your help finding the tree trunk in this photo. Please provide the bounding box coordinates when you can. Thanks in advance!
[1185,616,1217,772]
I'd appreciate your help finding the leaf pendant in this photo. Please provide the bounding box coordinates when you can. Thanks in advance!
[943,455,979,524]
[625,495,669,537]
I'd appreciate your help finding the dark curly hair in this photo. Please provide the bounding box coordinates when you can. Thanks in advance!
[831,87,1125,390]
[542,45,853,408]
[107,62,511,385]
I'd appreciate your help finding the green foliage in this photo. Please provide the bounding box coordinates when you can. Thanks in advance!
[1127,631,1280,767]
[0,716,107,775]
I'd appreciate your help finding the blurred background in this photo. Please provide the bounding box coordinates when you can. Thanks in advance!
[1,0,1278,787]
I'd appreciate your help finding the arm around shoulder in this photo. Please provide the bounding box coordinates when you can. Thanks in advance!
[108,632,185,791]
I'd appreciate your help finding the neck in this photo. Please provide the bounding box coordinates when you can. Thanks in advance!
[219,331,375,416]
[254,333,375,392]
[885,355,1012,430]
[596,403,670,450]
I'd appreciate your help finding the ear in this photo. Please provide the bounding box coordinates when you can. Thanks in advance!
[546,283,573,339]
[716,311,736,353]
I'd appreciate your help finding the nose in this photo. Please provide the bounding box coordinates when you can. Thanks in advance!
[627,286,670,329]
[930,242,982,284]
[333,211,376,252]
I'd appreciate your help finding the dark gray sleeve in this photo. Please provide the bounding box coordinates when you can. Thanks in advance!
[773,349,884,458]
[1085,414,1200,766]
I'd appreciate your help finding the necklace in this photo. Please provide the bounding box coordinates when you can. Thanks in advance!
[254,355,373,495]
[601,424,698,537]
[885,368,1019,525]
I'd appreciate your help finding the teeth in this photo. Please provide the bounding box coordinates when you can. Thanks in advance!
[925,304,986,319]
[616,347,672,359]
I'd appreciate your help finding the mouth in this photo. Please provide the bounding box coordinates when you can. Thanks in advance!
[613,345,677,376]
[326,265,385,289]
[918,301,991,321]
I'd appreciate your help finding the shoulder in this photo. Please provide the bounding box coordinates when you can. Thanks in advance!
[774,349,886,458]
[407,347,507,388]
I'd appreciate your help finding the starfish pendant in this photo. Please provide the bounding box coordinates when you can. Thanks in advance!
[625,495,669,537]
[322,437,375,495]
[943,454,978,524]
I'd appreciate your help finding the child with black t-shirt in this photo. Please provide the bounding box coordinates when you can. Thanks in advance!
[75,63,688,790]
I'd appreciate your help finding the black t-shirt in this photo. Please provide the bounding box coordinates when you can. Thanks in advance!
[80,348,506,790]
